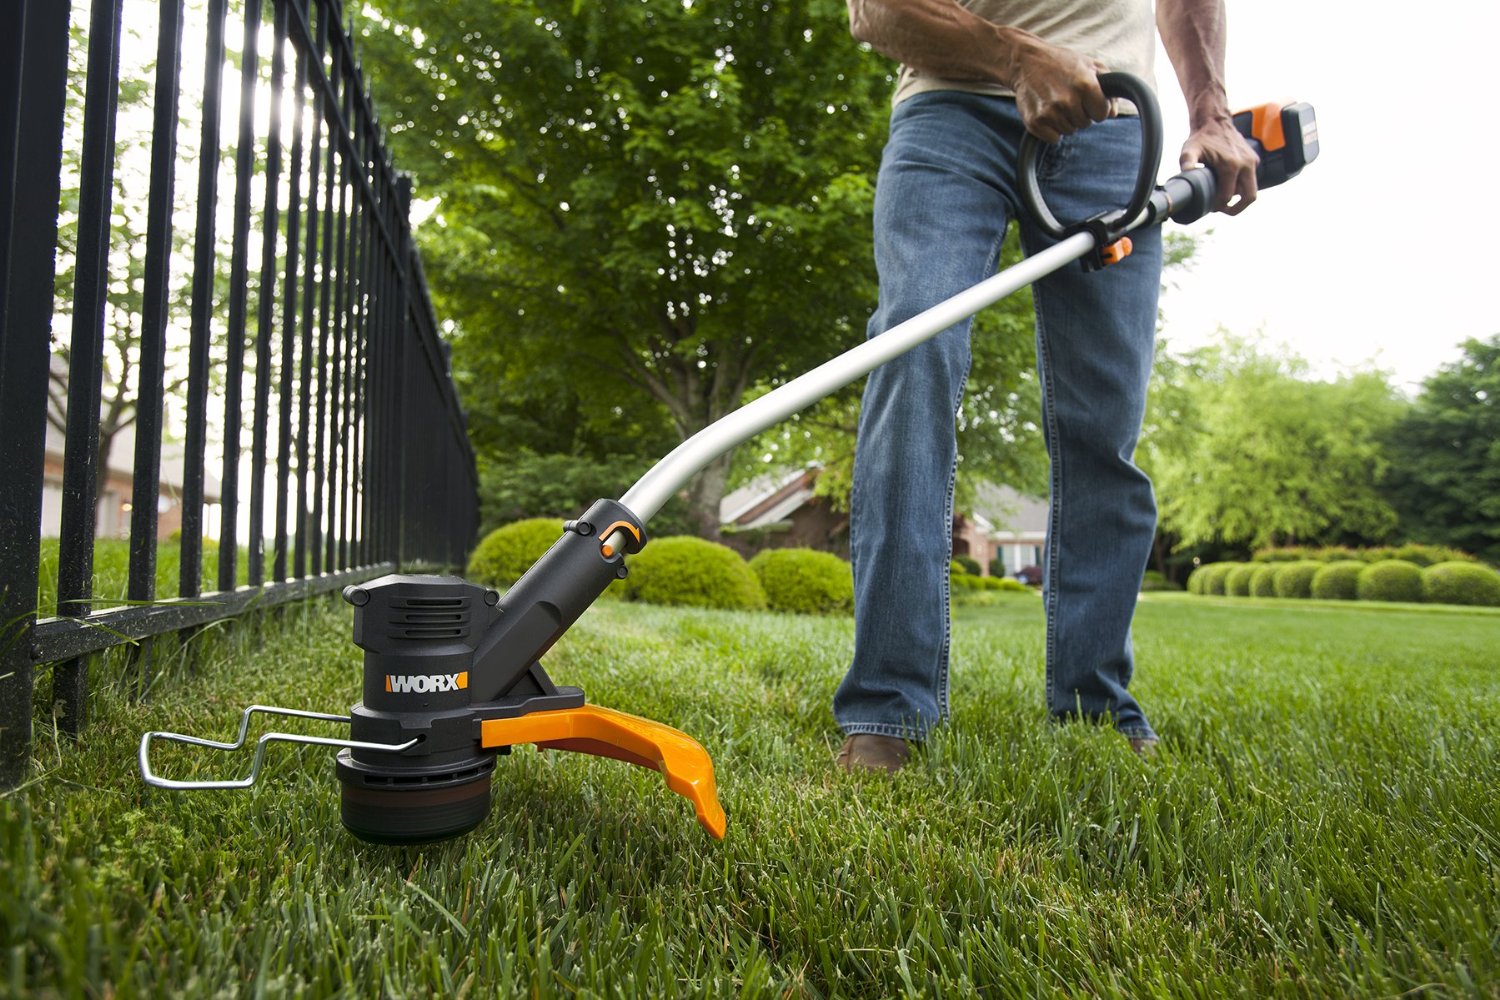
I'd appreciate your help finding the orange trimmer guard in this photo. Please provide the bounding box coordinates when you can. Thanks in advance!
[479,705,726,839]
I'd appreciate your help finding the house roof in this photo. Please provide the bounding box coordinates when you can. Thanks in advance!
[972,482,1048,537]
[722,468,1048,540]
[720,467,816,529]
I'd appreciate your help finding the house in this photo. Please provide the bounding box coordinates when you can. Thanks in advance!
[40,420,221,540]
[719,467,850,558]
[966,482,1047,578]
[720,467,1046,577]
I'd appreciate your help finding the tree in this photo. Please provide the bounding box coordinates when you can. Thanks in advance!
[353,0,900,534]
[1381,335,1500,564]
[1143,335,1406,551]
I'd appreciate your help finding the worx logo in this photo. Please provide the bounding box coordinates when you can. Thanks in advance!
[385,672,469,694]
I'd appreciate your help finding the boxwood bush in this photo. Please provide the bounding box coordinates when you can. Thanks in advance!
[1185,564,1210,595]
[1272,561,1322,599]
[1310,560,1365,601]
[1249,564,1278,598]
[1420,561,1500,607]
[466,517,563,587]
[1356,560,1424,603]
[619,536,767,611]
[1225,564,1257,597]
[951,555,982,577]
[1197,562,1241,596]
[749,548,854,615]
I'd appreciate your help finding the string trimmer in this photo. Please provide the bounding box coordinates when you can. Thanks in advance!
[140,74,1316,843]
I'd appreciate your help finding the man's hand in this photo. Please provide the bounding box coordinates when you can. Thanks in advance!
[1180,116,1259,215]
[1008,37,1110,144]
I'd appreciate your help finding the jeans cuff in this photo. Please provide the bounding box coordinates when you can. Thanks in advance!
[840,721,927,743]
[1116,725,1157,741]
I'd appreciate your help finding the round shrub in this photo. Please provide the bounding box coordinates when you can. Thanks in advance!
[1249,564,1278,598]
[619,536,766,611]
[951,555,982,577]
[1356,560,1424,604]
[466,517,562,587]
[1272,561,1322,599]
[749,548,854,615]
[1198,562,1241,596]
[1225,564,1257,597]
[1421,561,1500,607]
[1185,564,1209,595]
[1310,560,1365,601]
[1140,570,1182,592]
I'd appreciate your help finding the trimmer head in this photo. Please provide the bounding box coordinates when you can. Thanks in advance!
[140,500,727,843]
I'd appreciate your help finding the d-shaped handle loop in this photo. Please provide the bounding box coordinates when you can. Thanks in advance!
[1019,72,1163,241]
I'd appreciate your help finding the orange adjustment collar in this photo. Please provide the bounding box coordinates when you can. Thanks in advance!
[479,705,726,840]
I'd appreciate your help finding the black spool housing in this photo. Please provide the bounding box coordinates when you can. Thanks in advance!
[336,499,647,844]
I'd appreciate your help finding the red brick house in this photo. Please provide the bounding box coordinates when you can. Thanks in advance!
[720,468,1046,578]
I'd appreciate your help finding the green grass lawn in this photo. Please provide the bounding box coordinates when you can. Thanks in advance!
[3,592,1497,997]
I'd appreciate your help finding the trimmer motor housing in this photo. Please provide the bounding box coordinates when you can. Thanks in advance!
[335,574,575,844]
[336,498,644,844]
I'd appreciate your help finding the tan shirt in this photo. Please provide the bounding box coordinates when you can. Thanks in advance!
[891,0,1157,107]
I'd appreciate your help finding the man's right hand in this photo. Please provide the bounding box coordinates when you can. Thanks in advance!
[1006,36,1110,144]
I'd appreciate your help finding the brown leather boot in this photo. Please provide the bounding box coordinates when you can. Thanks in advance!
[1128,736,1159,757]
[835,734,910,774]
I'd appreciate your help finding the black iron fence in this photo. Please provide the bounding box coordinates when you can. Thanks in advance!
[0,0,479,786]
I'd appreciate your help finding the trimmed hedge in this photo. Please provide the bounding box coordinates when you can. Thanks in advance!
[1225,564,1257,597]
[1310,561,1365,601]
[951,555,982,577]
[1421,561,1500,607]
[466,517,563,587]
[1198,562,1241,596]
[1189,556,1500,608]
[619,536,767,611]
[1356,560,1424,604]
[749,548,854,615]
[1272,561,1322,599]
[1249,564,1278,598]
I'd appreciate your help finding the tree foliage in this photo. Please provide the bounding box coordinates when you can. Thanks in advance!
[1380,335,1500,563]
[354,0,897,533]
[1142,335,1406,551]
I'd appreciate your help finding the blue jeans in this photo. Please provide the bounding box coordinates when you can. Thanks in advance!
[834,91,1161,742]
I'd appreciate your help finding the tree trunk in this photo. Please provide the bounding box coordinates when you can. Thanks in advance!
[682,449,734,540]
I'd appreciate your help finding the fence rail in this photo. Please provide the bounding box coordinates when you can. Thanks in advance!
[0,0,479,786]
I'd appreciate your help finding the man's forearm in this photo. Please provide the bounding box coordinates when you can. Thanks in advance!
[846,0,1029,86]
[1156,0,1233,128]
[847,0,1110,142]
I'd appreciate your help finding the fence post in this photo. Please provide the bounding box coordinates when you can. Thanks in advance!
[54,0,125,735]
[393,174,413,569]
[0,0,72,787]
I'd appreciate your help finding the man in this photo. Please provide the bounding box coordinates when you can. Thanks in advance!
[834,0,1258,772]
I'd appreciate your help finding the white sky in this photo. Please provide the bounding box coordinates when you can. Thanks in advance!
[1151,3,1499,393]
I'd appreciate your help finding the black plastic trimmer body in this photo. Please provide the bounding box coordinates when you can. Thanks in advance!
[336,499,644,843]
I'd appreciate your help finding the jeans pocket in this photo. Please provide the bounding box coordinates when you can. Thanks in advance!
[1035,134,1073,182]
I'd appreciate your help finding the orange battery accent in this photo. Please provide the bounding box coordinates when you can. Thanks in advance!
[1245,101,1288,152]
[480,705,727,839]
[1100,237,1133,266]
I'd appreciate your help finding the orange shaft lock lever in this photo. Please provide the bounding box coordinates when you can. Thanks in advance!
[480,705,727,839]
